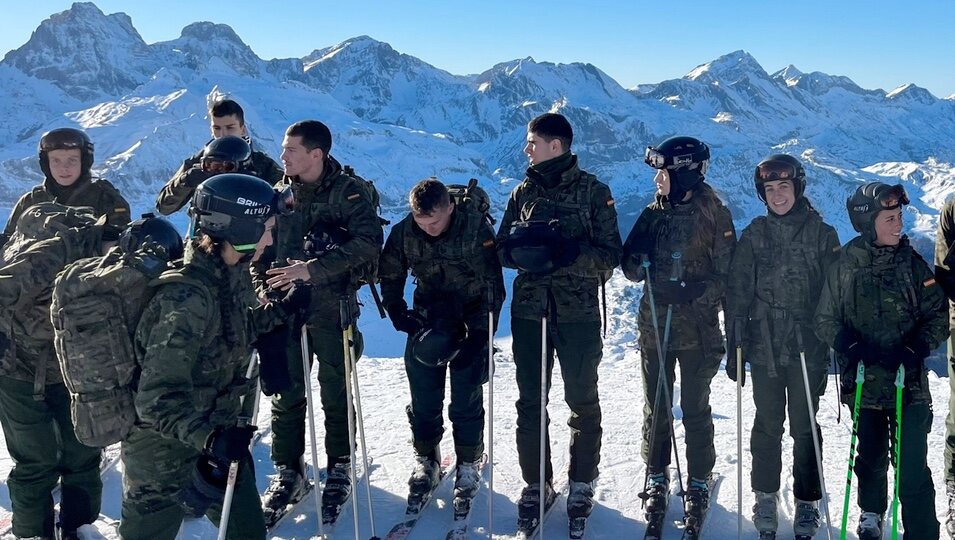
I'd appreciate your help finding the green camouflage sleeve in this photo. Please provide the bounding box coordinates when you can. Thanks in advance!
[697,204,737,307]
[563,181,622,277]
[477,220,506,314]
[306,181,383,283]
[2,192,35,239]
[134,283,216,450]
[934,200,955,301]
[155,154,210,216]
[101,182,132,227]
[621,207,655,282]
[378,219,410,311]
[0,237,68,309]
[912,256,948,349]
[813,260,846,347]
[495,187,521,269]
[725,226,756,320]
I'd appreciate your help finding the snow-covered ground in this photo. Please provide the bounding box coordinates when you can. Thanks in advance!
[0,272,951,539]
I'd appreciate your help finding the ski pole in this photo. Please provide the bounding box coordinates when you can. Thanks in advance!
[796,328,833,540]
[735,323,743,540]
[840,362,865,540]
[217,351,260,540]
[539,293,549,537]
[891,365,904,540]
[638,255,686,505]
[487,286,495,538]
[345,304,379,540]
[302,325,326,539]
[340,299,363,540]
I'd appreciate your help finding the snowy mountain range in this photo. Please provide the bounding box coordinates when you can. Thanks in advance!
[1,2,953,255]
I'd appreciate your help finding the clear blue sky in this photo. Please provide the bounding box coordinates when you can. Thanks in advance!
[3,1,954,98]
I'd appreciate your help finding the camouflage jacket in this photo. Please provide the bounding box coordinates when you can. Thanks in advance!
[933,198,955,332]
[621,184,736,355]
[380,207,505,331]
[496,157,622,323]
[251,156,383,323]
[133,243,256,451]
[0,226,104,390]
[155,144,284,215]
[814,236,947,409]
[2,175,130,241]
[726,198,841,373]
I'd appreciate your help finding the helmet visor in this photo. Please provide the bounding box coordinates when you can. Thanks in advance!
[756,160,799,181]
[645,146,666,169]
[876,184,910,209]
[201,158,239,173]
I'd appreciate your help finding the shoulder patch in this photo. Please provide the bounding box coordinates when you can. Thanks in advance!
[346,193,361,201]
[115,207,129,213]
[832,245,841,252]
[606,198,615,207]
[924,278,937,288]
[482,239,495,248]
[723,230,734,238]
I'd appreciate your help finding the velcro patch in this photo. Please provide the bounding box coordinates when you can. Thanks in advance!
[482,239,495,248]
[606,199,615,206]
[924,278,937,287]
[116,207,129,212]
[346,193,361,201]
[832,246,841,252]
[723,230,734,238]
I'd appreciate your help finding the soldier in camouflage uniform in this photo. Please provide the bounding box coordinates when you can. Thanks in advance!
[726,154,841,538]
[119,174,285,539]
[253,120,383,516]
[496,113,622,526]
[621,136,736,524]
[379,178,504,501]
[0,206,120,540]
[815,182,945,539]
[1,128,130,245]
[155,98,283,215]
[933,197,955,537]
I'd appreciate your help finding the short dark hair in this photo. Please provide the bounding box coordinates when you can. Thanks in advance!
[286,120,332,155]
[209,99,245,125]
[410,178,451,215]
[528,113,573,150]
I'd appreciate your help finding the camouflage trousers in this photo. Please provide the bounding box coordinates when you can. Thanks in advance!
[270,321,364,467]
[512,317,603,485]
[945,335,955,482]
[119,426,265,540]
[0,376,101,538]
[403,331,487,463]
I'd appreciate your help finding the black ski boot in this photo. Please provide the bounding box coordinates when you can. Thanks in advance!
[567,480,595,540]
[683,475,712,532]
[321,455,352,524]
[407,449,441,512]
[640,467,669,540]
[516,482,557,534]
[856,511,883,540]
[262,458,307,525]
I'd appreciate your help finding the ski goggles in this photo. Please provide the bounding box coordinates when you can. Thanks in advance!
[201,158,241,173]
[755,160,800,181]
[274,184,295,216]
[874,184,909,209]
[644,146,668,169]
[645,146,703,171]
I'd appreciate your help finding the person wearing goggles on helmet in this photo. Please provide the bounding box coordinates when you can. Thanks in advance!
[378,177,504,508]
[496,113,622,531]
[1,127,131,247]
[156,98,284,216]
[815,182,945,539]
[621,135,736,530]
[252,120,383,523]
[725,154,841,538]
[934,196,955,537]
[118,173,289,539]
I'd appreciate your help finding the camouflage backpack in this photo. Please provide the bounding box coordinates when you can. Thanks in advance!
[448,178,495,226]
[1,202,99,265]
[51,247,208,447]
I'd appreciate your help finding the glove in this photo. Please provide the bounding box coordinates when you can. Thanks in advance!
[205,425,256,463]
[183,165,214,188]
[275,283,312,331]
[726,352,746,387]
[725,316,746,356]
[387,303,426,335]
[254,325,292,396]
[552,239,581,268]
[179,455,228,517]
[653,280,706,305]
[895,341,930,370]
[833,328,877,367]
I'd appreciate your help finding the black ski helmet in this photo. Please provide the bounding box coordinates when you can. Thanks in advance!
[201,136,253,174]
[38,128,94,179]
[645,136,710,204]
[754,154,806,203]
[303,221,348,257]
[411,319,469,368]
[504,220,563,274]
[120,213,184,261]
[846,182,909,238]
[190,173,293,252]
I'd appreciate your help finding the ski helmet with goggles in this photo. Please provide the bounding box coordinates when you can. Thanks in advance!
[119,213,184,261]
[38,128,94,179]
[201,136,252,174]
[411,319,469,368]
[190,174,294,252]
[846,182,908,237]
[754,154,806,203]
[645,136,710,204]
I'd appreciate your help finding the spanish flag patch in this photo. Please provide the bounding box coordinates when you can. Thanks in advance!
[723,230,734,238]
[606,199,615,206]
[482,239,495,248]
[924,278,937,287]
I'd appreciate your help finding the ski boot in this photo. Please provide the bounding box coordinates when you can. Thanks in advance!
[640,468,669,539]
[516,482,557,533]
[321,455,353,523]
[568,480,595,540]
[407,450,441,511]
[683,475,712,532]
[262,458,307,520]
[453,459,482,500]
[856,511,884,540]
[752,490,778,539]
[793,498,821,539]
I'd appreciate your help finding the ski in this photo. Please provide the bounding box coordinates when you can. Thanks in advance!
[679,473,722,540]
[443,454,489,540]
[383,454,455,540]
[516,487,562,540]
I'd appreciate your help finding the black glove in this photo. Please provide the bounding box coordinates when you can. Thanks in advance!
[833,328,878,367]
[205,425,256,463]
[275,283,312,331]
[895,341,930,370]
[387,303,426,335]
[254,325,292,396]
[552,239,581,268]
[184,165,214,188]
[179,455,228,517]
[726,352,746,387]
[653,280,706,305]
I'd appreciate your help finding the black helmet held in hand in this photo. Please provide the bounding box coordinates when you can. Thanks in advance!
[754,153,806,202]
[303,221,349,257]
[190,173,294,252]
[411,319,469,368]
[201,136,253,174]
[120,213,184,261]
[503,220,563,274]
[38,128,94,178]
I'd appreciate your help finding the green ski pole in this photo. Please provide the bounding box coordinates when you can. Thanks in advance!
[840,362,865,540]
[891,365,904,540]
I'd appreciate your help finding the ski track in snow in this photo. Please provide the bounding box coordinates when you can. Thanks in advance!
[1,320,951,539]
